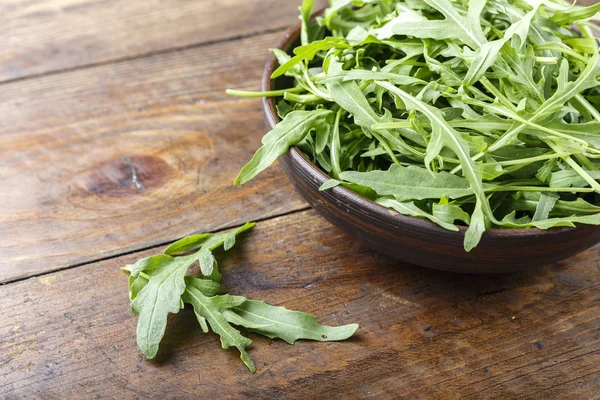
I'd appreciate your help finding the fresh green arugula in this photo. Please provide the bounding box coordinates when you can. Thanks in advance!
[230,0,600,251]
[123,223,358,372]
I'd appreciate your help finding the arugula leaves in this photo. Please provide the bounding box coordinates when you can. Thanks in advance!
[123,223,358,371]
[230,0,600,251]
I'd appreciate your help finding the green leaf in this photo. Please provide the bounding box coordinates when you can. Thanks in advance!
[235,110,332,185]
[316,70,425,86]
[340,164,473,201]
[197,249,217,277]
[221,309,274,330]
[328,80,421,159]
[551,2,600,25]
[164,222,255,256]
[377,198,459,231]
[319,178,342,191]
[549,169,600,188]
[162,234,213,256]
[131,256,190,358]
[433,198,471,225]
[182,286,255,372]
[532,192,560,222]
[270,48,303,78]
[320,0,352,26]
[422,0,487,49]
[537,53,600,118]
[127,222,255,358]
[227,299,358,344]
[271,38,349,79]
[300,0,314,46]
[129,274,149,301]
[185,276,223,297]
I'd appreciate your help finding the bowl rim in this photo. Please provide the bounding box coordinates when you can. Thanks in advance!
[260,13,581,239]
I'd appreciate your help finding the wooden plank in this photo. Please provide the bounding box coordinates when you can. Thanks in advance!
[0,0,327,82]
[1,210,599,399]
[0,30,308,283]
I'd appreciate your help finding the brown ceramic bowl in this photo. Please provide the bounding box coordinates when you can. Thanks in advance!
[260,19,600,274]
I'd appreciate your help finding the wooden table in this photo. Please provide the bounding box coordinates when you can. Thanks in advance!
[1,1,599,398]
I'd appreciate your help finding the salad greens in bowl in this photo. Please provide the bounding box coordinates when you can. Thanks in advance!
[229,0,600,273]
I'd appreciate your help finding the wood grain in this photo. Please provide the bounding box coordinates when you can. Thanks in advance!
[0,0,327,82]
[1,210,599,399]
[0,30,308,283]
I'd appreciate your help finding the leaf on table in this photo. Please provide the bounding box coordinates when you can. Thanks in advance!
[184,276,223,297]
[129,274,149,301]
[131,255,191,358]
[164,222,255,256]
[182,285,255,372]
[126,222,254,358]
[227,299,359,344]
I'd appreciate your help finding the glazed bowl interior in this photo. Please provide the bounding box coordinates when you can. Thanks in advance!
[259,16,600,274]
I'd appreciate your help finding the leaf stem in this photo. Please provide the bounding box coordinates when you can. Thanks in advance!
[226,87,304,98]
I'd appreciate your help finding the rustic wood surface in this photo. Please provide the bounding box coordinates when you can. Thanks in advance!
[0,29,311,283]
[1,211,599,399]
[0,0,325,82]
[1,0,600,398]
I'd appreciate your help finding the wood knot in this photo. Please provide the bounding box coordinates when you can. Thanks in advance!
[87,155,172,197]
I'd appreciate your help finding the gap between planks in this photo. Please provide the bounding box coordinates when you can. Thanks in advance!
[0,205,311,286]
[0,25,287,87]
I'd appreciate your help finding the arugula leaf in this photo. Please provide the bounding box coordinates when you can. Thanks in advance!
[182,284,255,372]
[224,299,358,344]
[422,0,487,49]
[319,178,342,191]
[377,198,460,231]
[165,222,255,256]
[131,256,190,358]
[551,2,600,25]
[320,0,353,26]
[532,192,560,221]
[300,0,314,46]
[433,197,471,225]
[340,164,473,201]
[271,38,350,79]
[235,110,332,185]
[328,80,421,159]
